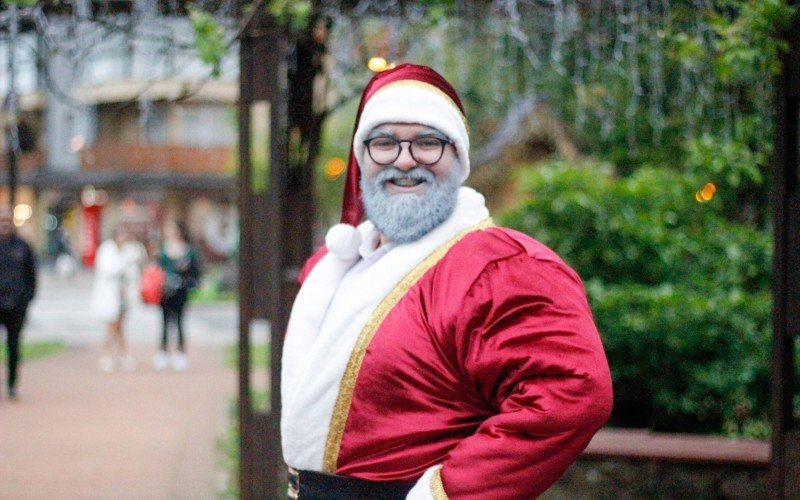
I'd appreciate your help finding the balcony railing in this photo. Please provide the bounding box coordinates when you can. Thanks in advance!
[0,150,46,172]
[81,143,237,176]
[1,145,237,177]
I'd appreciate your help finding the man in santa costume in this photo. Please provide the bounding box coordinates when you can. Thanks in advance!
[281,63,612,499]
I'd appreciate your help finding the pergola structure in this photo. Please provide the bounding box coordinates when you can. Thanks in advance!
[236,6,799,499]
[237,14,295,499]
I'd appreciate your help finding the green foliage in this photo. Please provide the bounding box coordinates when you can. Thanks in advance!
[710,0,795,82]
[190,9,226,78]
[683,131,769,225]
[0,340,65,363]
[2,0,38,7]
[224,342,269,369]
[218,341,271,499]
[483,0,796,438]
[414,0,457,27]
[502,161,771,289]
[188,282,236,303]
[499,161,778,437]
[588,281,771,435]
[216,406,239,500]
[424,1,795,175]
[268,0,312,30]
[668,31,706,71]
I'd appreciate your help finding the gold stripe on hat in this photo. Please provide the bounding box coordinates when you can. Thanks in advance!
[322,217,494,473]
[371,80,467,124]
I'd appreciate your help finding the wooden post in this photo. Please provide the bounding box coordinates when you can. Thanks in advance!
[771,4,800,498]
[238,6,316,498]
[238,11,288,499]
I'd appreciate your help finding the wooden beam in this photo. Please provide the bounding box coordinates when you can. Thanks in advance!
[770,4,800,498]
[237,27,256,500]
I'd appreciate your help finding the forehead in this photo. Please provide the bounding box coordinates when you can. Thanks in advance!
[368,123,444,137]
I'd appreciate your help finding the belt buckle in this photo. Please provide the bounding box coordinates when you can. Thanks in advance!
[287,467,300,499]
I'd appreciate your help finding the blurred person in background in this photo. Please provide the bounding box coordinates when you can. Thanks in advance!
[53,227,78,279]
[92,225,145,372]
[152,220,201,372]
[0,205,37,401]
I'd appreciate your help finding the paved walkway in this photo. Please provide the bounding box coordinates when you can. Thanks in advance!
[0,268,238,499]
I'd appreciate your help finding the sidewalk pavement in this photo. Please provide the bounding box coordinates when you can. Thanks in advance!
[0,268,239,499]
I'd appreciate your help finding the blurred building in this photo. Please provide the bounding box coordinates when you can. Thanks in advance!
[1,12,239,270]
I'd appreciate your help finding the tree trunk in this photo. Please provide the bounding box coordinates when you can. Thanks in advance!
[287,13,331,257]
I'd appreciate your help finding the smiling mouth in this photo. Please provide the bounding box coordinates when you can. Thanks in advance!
[388,177,426,187]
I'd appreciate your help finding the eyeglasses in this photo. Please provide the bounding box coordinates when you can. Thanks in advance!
[363,136,454,166]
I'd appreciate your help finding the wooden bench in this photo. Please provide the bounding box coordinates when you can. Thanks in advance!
[584,428,770,467]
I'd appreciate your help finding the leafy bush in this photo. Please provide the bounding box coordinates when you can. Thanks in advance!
[499,160,782,437]
[502,161,771,289]
[588,282,771,435]
[683,130,771,227]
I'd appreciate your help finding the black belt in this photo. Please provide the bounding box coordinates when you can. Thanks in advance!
[287,467,415,499]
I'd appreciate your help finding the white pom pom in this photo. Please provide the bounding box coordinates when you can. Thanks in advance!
[325,224,361,260]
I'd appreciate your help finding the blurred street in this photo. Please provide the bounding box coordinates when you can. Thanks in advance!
[0,267,239,499]
[25,267,237,348]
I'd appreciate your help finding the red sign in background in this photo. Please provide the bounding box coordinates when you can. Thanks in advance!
[81,204,102,267]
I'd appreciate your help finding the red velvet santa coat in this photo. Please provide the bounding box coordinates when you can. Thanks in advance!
[281,188,612,499]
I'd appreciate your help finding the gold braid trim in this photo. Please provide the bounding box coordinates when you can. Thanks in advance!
[431,468,450,500]
[322,218,494,473]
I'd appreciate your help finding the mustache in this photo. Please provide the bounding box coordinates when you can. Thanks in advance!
[374,167,436,184]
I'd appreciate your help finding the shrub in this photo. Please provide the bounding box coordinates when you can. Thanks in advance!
[499,160,781,436]
[588,281,771,435]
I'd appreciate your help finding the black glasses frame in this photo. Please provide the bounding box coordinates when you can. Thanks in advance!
[362,136,454,166]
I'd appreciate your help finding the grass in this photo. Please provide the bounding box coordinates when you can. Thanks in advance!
[218,342,270,499]
[189,286,237,303]
[216,399,240,499]
[223,342,269,369]
[0,340,65,363]
[188,271,237,304]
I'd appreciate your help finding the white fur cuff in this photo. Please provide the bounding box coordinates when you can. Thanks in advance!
[406,464,444,500]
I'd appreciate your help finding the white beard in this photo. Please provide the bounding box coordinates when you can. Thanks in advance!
[360,165,461,244]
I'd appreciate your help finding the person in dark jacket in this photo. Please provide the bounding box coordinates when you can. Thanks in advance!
[0,205,37,400]
[152,220,201,372]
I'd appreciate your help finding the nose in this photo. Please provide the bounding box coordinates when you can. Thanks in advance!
[393,142,417,170]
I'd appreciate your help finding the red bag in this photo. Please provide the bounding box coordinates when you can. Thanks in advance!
[140,264,165,305]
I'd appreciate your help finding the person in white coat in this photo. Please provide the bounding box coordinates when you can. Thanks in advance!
[91,225,145,372]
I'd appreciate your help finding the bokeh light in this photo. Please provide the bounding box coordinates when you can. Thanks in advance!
[368,57,388,72]
[700,183,716,201]
[13,204,32,227]
[45,214,59,231]
[70,134,86,152]
[324,157,346,180]
[696,182,717,203]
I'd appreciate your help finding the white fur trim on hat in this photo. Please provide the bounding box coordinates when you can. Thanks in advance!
[325,223,362,260]
[353,81,470,182]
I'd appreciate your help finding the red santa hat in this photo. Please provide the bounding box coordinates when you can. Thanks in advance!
[326,63,469,260]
